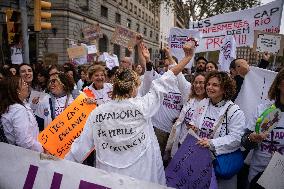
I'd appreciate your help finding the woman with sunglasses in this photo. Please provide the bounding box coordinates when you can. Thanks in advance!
[35,73,74,131]
[0,76,43,152]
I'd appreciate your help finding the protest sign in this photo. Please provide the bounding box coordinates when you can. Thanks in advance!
[253,30,284,56]
[190,0,283,52]
[87,45,97,54]
[43,53,58,66]
[67,46,87,59]
[165,135,216,189]
[235,66,277,124]
[97,52,119,69]
[111,26,137,48]
[10,46,23,64]
[0,143,171,189]
[38,93,97,158]
[82,24,103,41]
[219,35,237,72]
[168,27,201,69]
[257,152,284,189]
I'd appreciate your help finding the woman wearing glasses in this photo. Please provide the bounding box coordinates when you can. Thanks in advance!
[165,72,207,158]
[0,76,43,152]
[35,73,74,131]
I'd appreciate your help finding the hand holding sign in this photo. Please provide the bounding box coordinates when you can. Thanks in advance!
[38,93,97,158]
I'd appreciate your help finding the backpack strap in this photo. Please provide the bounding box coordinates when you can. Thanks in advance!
[211,104,234,138]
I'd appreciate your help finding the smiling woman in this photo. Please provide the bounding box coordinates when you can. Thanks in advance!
[35,73,74,131]
[0,76,43,152]
[189,71,245,189]
[84,65,113,106]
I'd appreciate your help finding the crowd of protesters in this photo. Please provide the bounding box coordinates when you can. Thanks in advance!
[0,35,282,189]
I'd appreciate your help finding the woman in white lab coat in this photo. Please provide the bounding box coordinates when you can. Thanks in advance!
[65,42,194,185]
[35,73,74,130]
[0,76,43,152]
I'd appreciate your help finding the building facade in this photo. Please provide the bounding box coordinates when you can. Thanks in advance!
[0,0,160,65]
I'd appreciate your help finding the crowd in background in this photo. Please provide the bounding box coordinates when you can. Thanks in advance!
[0,38,282,189]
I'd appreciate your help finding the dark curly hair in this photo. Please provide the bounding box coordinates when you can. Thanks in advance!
[268,68,284,102]
[112,68,140,100]
[48,73,74,94]
[205,71,236,101]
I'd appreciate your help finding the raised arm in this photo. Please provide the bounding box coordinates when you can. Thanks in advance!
[170,42,194,75]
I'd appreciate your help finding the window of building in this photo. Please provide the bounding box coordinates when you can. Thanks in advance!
[143,27,147,36]
[156,33,159,41]
[130,2,133,12]
[101,6,108,18]
[127,19,131,28]
[134,5,137,14]
[142,12,144,19]
[115,13,121,24]
[125,0,128,8]
[125,48,131,57]
[136,23,140,32]
[145,14,148,22]
[138,9,141,17]
[99,35,108,52]
[113,44,120,60]
[156,20,159,28]
[150,30,152,38]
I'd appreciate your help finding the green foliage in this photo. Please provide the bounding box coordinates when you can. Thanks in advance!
[153,0,261,21]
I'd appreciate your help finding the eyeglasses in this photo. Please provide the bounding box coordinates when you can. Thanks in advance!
[193,81,205,85]
[48,78,59,85]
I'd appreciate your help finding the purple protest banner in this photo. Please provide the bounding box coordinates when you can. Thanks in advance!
[165,135,217,189]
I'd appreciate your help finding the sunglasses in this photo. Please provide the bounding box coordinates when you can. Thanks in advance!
[48,78,60,85]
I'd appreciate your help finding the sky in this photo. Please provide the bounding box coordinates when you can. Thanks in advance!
[261,0,283,33]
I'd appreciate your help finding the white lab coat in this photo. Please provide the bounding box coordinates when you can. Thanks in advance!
[193,98,246,155]
[65,70,178,185]
[247,103,284,182]
[1,103,43,152]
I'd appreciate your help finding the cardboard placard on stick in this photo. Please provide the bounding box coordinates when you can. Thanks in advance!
[111,26,137,48]
[67,46,87,59]
[82,24,103,41]
[253,30,284,56]
[38,93,97,158]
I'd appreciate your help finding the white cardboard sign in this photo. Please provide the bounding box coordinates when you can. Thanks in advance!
[0,143,171,189]
[257,152,284,189]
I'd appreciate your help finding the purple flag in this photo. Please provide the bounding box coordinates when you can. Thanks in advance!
[165,135,216,189]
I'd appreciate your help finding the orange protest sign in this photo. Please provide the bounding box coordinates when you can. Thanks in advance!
[38,93,96,158]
